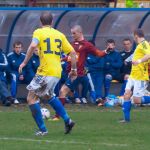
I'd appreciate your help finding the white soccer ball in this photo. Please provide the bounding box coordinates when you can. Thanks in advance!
[41,108,50,119]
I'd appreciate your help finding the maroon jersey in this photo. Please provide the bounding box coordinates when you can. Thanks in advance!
[67,40,106,76]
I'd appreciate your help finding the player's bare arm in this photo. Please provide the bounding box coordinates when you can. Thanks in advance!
[132,54,150,65]
[68,50,77,79]
[19,41,37,73]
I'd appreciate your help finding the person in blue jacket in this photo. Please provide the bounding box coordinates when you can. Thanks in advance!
[0,48,14,106]
[7,41,27,104]
[26,48,40,83]
[86,41,105,104]
[104,39,123,97]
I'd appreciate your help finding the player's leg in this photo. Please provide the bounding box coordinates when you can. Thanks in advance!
[120,78,133,122]
[51,84,71,120]
[44,77,75,134]
[27,91,48,135]
[104,74,112,97]
[133,81,150,105]
[120,74,129,96]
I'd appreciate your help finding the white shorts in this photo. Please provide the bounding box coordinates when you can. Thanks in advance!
[26,75,60,97]
[125,78,148,97]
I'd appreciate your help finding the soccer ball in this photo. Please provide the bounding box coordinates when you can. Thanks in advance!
[41,108,50,119]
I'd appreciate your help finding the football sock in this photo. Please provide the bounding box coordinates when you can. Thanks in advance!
[54,98,66,118]
[141,96,150,104]
[29,102,47,132]
[120,80,127,96]
[104,77,112,97]
[48,97,70,123]
[122,100,131,121]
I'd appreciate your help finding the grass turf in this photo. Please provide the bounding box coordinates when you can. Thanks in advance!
[0,104,150,150]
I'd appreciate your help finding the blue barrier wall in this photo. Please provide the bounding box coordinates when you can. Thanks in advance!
[0,8,150,53]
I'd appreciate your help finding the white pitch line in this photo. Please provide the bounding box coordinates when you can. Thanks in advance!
[0,137,128,147]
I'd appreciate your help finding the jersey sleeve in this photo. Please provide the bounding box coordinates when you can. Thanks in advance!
[87,42,106,57]
[61,34,74,54]
[32,29,40,43]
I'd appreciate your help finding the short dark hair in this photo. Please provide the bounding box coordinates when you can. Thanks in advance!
[123,38,132,42]
[134,29,145,38]
[106,39,115,44]
[40,12,53,26]
[13,41,23,48]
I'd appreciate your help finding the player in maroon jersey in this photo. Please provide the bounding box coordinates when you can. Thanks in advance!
[52,25,109,120]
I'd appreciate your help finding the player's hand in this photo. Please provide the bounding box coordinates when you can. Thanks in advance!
[69,69,77,81]
[132,59,142,65]
[19,62,26,74]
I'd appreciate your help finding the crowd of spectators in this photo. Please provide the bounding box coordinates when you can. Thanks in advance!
[0,37,138,107]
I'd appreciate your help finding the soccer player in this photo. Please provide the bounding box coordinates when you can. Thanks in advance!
[52,25,110,120]
[19,12,77,135]
[120,29,150,123]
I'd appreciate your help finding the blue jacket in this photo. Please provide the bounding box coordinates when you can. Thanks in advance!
[7,51,26,76]
[28,53,40,74]
[0,50,8,81]
[86,54,105,73]
[104,50,123,76]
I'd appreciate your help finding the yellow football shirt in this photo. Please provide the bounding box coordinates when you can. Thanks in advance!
[32,27,73,77]
[130,40,150,81]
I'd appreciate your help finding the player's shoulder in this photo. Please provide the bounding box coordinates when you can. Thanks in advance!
[139,40,149,49]
[82,40,93,46]
[52,28,66,37]
[33,28,42,35]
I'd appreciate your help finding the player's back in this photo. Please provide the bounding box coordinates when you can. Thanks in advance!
[33,27,72,77]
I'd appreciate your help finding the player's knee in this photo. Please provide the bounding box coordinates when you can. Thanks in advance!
[124,90,132,100]
[59,85,69,97]
[133,97,141,104]
[27,91,37,104]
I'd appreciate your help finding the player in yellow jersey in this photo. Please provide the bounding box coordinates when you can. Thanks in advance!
[19,12,77,135]
[120,29,150,123]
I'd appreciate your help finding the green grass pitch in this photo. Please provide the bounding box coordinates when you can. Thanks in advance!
[0,104,150,150]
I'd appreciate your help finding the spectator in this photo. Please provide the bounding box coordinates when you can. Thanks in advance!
[26,48,39,83]
[86,40,105,103]
[104,39,123,97]
[54,53,68,97]
[119,38,133,96]
[7,41,27,104]
[0,48,14,106]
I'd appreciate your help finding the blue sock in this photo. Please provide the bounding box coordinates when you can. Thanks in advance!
[122,100,131,121]
[141,96,150,104]
[48,97,70,123]
[104,78,112,97]
[120,80,127,96]
[29,103,47,132]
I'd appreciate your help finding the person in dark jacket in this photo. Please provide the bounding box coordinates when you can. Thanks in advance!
[86,40,105,103]
[7,41,27,104]
[0,48,14,106]
[119,38,133,96]
[104,39,123,97]
[26,48,40,83]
